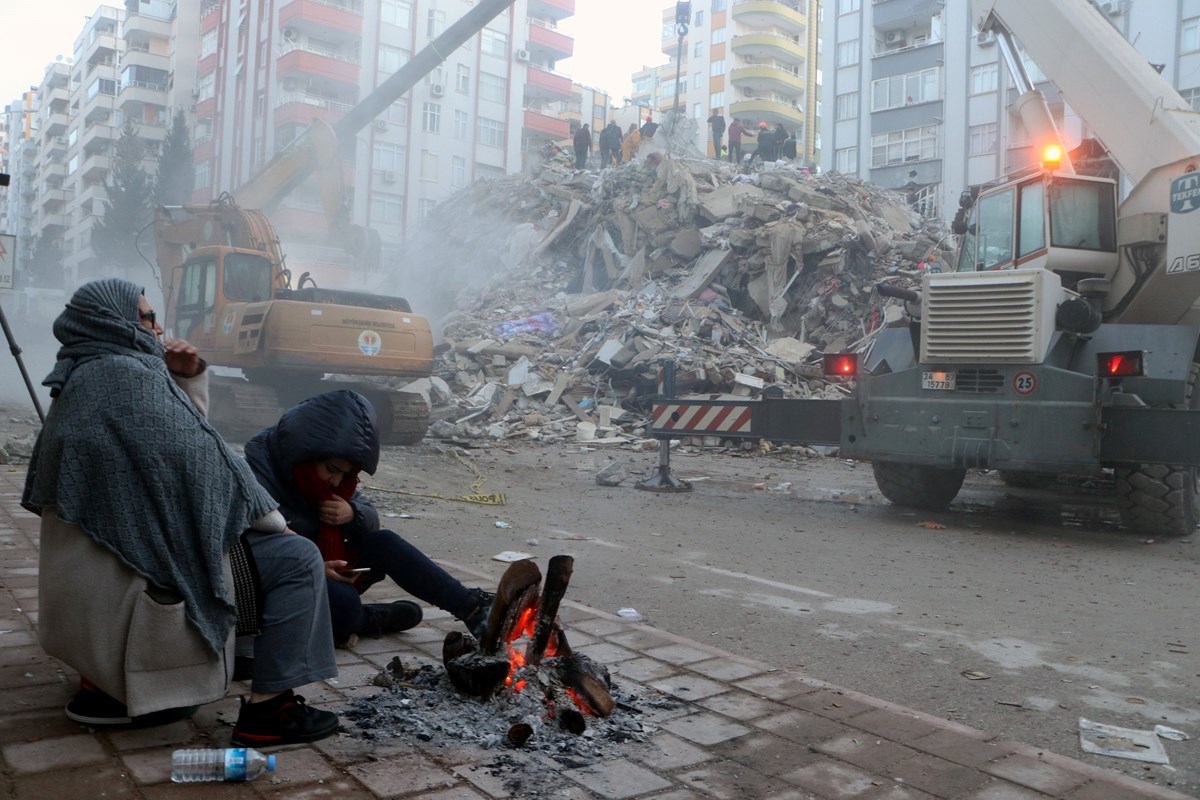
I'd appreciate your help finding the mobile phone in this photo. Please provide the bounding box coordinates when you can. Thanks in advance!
[338,567,372,575]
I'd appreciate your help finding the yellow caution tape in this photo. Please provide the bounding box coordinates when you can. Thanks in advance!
[364,451,506,506]
[459,492,507,506]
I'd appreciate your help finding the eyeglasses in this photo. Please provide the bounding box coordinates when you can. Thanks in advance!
[138,310,157,327]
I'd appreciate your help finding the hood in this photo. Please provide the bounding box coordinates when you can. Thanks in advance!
[254,389,380,477]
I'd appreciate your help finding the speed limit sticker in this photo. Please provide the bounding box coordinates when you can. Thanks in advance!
[1013,371,1037,395]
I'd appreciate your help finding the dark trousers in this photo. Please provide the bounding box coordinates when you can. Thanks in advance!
[598,146,613,168]
[326,529,476,642]
[574,147,588,170]
[712,133,723,159]
[729,141,743,163]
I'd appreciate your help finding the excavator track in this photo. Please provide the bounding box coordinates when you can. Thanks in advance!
[208,378,285,442]
[372,390,431,446]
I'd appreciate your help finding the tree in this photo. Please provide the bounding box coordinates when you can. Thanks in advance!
[93,119,154,277]
[26,230,65,289]
[155,109,194,206]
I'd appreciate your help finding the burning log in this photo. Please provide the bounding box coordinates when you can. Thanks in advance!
[526,555,573,666]
[442,631,510,698]
[546,685,587,734]
[560,653,614,718]
[507,722,534,747]
[481,559,541,655]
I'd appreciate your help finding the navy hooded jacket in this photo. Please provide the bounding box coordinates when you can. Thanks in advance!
[244,389,382,541]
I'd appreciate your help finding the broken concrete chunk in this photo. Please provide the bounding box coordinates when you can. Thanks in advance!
[669,228,703,260]
[595,460,626,486]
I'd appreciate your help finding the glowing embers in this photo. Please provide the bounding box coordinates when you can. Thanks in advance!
[441,555,614,738]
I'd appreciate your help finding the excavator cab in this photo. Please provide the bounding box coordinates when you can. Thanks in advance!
[168,246,275,346]
[954,172,1119,286]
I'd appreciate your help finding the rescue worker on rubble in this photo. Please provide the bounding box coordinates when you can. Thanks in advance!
[242,390,494,655]
[598,120,623,168]
[622,123,642,162]
[573,123,592,170]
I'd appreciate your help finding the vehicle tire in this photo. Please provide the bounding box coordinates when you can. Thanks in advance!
[1114,363,1200,537]
[998,470,1057,490]
[382,392,430,446]
[872,461,966,510]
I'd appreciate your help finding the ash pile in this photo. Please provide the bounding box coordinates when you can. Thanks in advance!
[389,155,952,446]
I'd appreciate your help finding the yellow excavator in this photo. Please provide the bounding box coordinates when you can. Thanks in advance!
[154,0,516,443]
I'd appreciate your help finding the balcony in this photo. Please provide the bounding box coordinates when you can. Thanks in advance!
[528,0,574,21]
[41,188,72,213]
[201,3,220,33]
[523,108,570,138]
[274,93,353,127]
[73,182,107,215]
[81,152,112,181]
[729,97,804,128]
[730,65,805,96]
[83,88,120,124]
[198,52,217,76]
[43,112,70,137]
[81,123,118,155]
[731,32,805,64]
[120,80,168,108]
[278,45,360,87]
[86,34,120,63]
[42,163,67,182]
[524,65,572,101]
[280,0,363,40]
[731,0,807,34]
[195,97,216,119]
[121,47,171,72]
[122,12,172,43]
[528,20,574,59]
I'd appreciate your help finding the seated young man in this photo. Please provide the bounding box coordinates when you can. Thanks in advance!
[244,390,492,649]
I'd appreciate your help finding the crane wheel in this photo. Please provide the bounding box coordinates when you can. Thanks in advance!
[1114,363,1200,537]
[872,461,966,510]
[381,392,430,446]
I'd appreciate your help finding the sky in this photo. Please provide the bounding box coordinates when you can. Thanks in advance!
[1,1,671,111]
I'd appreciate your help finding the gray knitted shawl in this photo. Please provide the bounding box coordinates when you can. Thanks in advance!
[22,278,278,653]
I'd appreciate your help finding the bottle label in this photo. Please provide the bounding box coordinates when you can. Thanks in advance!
[224,748,248,781]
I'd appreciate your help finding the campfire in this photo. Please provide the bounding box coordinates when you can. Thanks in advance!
[440,555,614,740]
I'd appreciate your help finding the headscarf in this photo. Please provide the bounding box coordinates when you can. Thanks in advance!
[22,278,278,653]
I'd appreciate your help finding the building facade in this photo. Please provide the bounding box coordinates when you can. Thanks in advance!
[634,0,822,164]
[821,0,1200,220]
[195,0,575,284]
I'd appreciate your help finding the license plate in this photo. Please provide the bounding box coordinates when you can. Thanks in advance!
[921,371,956,390]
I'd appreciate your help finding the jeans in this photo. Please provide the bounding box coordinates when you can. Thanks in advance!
[729,141,743,164]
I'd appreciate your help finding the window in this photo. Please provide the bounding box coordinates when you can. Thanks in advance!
[713,27,726,45]
[968,122,998,155]
[710,59,725,76]
[976,188,1015,270]
[835,91,859,120]
[1049,179,1117,252]
[194,160,209,187]
[694,10,704,26]
[420,150,438,180]
[223,253,272,302]
[385,101,407,126]
[838,0,860,13]
[970,62,999,94]
[422,102,440,132]
[694,72,703,89]
[200,29,216,58]
[196,74,215,101]
[418,199,438,221]
[835,146,857,173]
[1018,180,1045,259]
[381,0,411,28]
[1184,16,1200,52]
[372,142,406,172]
[870,125,939,167]
[370,192,404,225]
[662,21,675,40]
[427,9,445,38]
[1182,87,1200,112]
[836,39,860,68]
[1021,53,1046,83]
[456,64,470,93]
[694,41,703,58]
[481,29,508,57]
[633,76,652,93]
[454,109,469,139]
[870,68,938,110]
[480,72,507,103]
[452,156,466,187]
[379,44,409,78]
[713,0,726,10]
[478,117,505,148]
[710,90,724,109]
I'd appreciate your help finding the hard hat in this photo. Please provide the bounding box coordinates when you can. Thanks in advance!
[759,121,768,129]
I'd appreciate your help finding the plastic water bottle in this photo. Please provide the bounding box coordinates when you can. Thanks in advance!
[171,748,275,782]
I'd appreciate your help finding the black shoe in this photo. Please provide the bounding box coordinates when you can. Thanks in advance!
[66,688,196,728]
[359,601,423,637]
[231,690,339,746]
[462,587,494,639]
[233,656,255,682]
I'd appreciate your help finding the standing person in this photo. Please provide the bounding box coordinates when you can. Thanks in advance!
[773,123,792,160]
[598,121,622,168]
[707,108,726,160]
[640,114,659,140]
[727,118,747,164]
[621,123,642,162]
[244,390,494,648]
[573,123,591,170]
[22,278,340,746]
[756,121,776,161]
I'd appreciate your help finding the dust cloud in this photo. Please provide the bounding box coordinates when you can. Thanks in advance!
[0,296,57,415]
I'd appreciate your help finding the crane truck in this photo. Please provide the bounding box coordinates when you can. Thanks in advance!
[152,0,518,443]
[644,0,1200,537]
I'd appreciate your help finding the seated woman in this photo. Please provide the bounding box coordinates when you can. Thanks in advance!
[22,278,339,746]
[244,390,492,647]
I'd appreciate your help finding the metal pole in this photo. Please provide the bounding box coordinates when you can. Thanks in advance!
[0,302,46,424]
[672,35,684,118]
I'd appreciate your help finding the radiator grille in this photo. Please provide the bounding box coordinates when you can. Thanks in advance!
[954,368,1004,393]
[921,271,1058,363]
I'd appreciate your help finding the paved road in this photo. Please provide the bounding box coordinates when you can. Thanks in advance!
[369,444,1200,797]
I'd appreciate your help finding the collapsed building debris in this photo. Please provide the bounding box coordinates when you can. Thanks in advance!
[386,155,952,446]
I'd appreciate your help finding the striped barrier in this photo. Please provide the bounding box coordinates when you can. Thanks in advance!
[651,401,754,437]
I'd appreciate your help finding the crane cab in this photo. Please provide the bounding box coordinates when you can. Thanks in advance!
[953,171,1120,287]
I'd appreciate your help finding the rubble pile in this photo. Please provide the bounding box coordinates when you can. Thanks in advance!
[393,155,952,445]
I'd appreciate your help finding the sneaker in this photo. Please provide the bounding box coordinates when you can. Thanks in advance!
[462,587,494,639]
[66,688,196,728]
[231,690,339,746]
[359,601,423,637]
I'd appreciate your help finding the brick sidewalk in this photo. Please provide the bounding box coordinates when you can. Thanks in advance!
[0,466,1190,800]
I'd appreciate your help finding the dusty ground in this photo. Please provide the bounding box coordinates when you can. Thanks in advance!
[2,401,1196,796]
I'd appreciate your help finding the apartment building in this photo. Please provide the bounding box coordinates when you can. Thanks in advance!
[821,0,1200,220]
[634,0,822,164]
[196,0,575,285]
[550,83,611,138]
[1,93,40,281]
